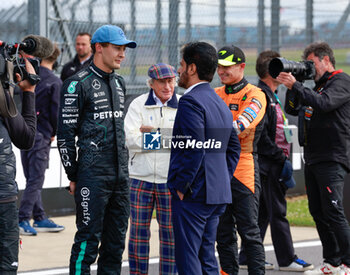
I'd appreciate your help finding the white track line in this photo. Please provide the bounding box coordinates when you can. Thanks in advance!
[18,240,322,275]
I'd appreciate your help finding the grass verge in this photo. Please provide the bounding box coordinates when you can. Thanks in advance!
[286,195,315,227]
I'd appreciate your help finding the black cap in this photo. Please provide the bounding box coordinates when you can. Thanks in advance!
[218,45,246,66]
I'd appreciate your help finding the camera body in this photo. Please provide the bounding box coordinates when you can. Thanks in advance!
[13,58,40,84]
[0,42,40,86]
[269,57,316,82]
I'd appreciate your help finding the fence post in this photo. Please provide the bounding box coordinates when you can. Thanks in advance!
[28,0,48,36]
[306,0,313,44]
[258,0,265,53]
[185,0,191,43]
[219,0,226,47]
[156,0,162,63]
[130,0,137,83]
[169,0,179,66]
[271,0,280,52]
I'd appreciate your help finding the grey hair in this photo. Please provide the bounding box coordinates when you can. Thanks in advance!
[146,77,178,88]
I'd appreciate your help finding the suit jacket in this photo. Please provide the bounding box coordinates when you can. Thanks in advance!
[167,82,241,204]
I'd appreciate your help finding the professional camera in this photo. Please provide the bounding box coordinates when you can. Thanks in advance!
[268,57,316,82]
[0,35,54,117]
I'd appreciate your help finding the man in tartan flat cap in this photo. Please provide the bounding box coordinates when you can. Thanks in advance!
[125,62,179,275]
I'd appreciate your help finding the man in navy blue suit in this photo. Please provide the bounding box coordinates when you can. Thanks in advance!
[167,42,241,275]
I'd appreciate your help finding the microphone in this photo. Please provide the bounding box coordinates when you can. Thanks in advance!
[16,35,54,59]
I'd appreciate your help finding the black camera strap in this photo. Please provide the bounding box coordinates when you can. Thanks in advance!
[0,61,18,118]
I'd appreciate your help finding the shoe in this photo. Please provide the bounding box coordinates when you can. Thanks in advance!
[33,218,65,232]
[239,261,274,270]
[280,257,314,271]
[220,270,231,275]
[340,264,350,275]
[304,262,342,274]
[19,220,37,236]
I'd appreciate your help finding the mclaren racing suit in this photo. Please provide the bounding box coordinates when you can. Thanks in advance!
[215,78,266,275]
[57,63,129,275]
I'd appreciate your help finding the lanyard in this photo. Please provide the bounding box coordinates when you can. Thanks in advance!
[273,93,288,125]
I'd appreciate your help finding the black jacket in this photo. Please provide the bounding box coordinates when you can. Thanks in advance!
[60,54,93,82]
[0,92,36,202]
[57,63,129,183]
[285,70,350,172]
[257,80,286,175]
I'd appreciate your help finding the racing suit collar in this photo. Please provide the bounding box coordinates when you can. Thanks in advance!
[225,77,248,94]
[90,62,115,80]
[145,88,178,108]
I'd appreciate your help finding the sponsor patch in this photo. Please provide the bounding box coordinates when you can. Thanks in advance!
[62,114,79,118]
[77,70,88,78]
[238,116,250,128]
[237,121,245,133]
[93,91,105,98]
[249,102,260,113]
[67,81,78,94]
[229,104,239,111]
[241,111,254,123]
[63,118,78,124]
[64,93,78,97]
[93,111,123,120]
[244,107,257,119]
[94,98,108,104]
[62,108,78,113]
[251,98,262,109]
[97,104,109,110]
[92,79,101,90]
[65,98,76,105]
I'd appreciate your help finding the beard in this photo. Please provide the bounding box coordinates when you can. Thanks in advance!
[178,70,189,89]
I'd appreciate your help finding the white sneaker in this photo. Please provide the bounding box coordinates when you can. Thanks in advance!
[304,263,341,274]
[339,264,350,275]
[279,257,314,271]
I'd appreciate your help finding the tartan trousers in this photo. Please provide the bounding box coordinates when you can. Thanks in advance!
[128,179,177,275]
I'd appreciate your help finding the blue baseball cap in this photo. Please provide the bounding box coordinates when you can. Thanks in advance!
[91,25,137,48]
[279,159,296,189]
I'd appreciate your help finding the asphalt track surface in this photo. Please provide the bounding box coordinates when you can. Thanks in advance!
[19,240,323,275]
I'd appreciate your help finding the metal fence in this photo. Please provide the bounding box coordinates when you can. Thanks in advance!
[2,0,350,93]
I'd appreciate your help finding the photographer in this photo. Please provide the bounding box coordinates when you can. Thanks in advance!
[0,57,37,274]
[277,42,350,274]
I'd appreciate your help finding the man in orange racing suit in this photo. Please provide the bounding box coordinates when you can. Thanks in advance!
[215,45,266,275]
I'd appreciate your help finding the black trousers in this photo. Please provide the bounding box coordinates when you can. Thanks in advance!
[70,164,130,275]
[240,162,295,267]
[216,176,265,275]
[0,201,19,275]
[305,161,350,267]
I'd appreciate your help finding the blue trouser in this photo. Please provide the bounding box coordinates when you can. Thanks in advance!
[70,158,130,275]
[172,199,225,275]
[216,176,265,275]
[19,133,50,222]
[305,161,350,267]
[0,201,19,274]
